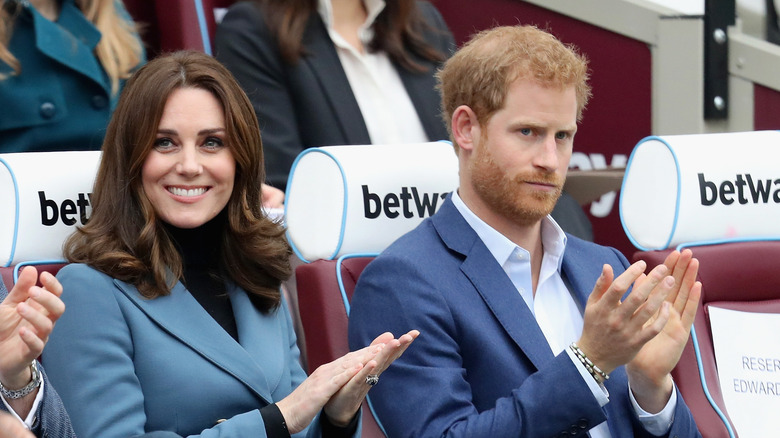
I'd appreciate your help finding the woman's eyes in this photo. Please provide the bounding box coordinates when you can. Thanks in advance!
[203,137,225,149]
[152,137,225,150]
[153,138,175,150]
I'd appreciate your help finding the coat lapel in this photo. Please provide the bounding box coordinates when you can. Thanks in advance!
[432,199,555,370]
[113,279,274,404]
[300,14,371,145]
[31,1,108,93]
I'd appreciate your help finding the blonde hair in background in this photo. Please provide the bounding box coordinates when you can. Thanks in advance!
[0,0,143,94]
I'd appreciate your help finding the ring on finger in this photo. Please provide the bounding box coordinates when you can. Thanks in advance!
[365,374,379,386]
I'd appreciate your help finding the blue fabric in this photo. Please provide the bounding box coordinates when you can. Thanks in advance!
[348,197,702,437]
[0,281,76,438]
[0,0,144,152]
[42,264,361,438]
[214,0,455,190]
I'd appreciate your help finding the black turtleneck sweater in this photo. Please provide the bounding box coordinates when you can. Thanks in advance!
[165,211,238,341]
[164,212,356,437]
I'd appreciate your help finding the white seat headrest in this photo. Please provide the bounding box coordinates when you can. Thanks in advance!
[284,142,459,261]
[619,131,780,250]
[0,151,101,266]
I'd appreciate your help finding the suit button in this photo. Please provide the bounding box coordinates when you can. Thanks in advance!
[91,95,108,109]
[577,418,589,429]
[39,102,56,119]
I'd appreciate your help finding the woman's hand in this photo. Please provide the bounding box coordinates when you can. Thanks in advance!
[276,330,419,433]
[323,330,419,426]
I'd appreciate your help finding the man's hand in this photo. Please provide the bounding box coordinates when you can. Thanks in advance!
[577,260,676,376]
[627,250,701,413]
[0,411,34,438]
[0,266,65,417]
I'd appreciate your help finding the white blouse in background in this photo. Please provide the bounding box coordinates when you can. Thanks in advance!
[317,0,430,145]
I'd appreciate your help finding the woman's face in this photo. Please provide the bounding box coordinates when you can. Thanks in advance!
[142,87,236,229]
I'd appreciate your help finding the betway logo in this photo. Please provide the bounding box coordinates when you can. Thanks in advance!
[362,185,449,219]
[698,173,780,206]
[39,191,92,226]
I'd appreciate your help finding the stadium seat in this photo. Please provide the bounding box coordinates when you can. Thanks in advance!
[621,131,780,438]
[285,142,458,437]
[634,241,780,438]
[0,151,101,290]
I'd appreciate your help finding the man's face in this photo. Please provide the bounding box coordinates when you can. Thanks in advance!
[469,78,578,227]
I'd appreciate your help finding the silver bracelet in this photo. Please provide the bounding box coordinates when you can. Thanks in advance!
[570,342,609,384]
[0,361,42,400]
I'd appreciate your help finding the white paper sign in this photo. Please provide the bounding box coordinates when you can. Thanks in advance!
[709,306,780,438]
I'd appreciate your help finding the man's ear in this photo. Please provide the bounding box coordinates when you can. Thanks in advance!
[451,105,480,152]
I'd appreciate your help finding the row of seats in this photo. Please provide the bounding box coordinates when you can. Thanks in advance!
[0,32,780,432]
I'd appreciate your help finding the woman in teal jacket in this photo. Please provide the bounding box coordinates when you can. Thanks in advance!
[0,0,144,152]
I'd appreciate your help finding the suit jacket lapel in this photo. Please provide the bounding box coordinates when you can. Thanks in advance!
[560,238,610,310]
[301,14,371,145]
[113,279,274,404]
[432,199,555,370]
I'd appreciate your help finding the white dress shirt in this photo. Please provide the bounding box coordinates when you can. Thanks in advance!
[451,190,676,437]
[1,374,44,430]
[317,0,430,145]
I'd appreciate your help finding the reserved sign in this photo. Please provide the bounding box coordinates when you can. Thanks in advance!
[710,306,780,438]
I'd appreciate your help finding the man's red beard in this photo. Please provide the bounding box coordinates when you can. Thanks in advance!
[470,144,564,227]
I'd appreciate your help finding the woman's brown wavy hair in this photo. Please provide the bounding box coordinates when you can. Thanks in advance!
[64,50,291,312]
[257,0,445,72]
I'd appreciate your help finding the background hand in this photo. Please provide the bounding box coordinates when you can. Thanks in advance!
[261,183,285,209]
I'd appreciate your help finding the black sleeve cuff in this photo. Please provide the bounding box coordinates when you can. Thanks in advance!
[260,403,290,438]
[320,408,360,438]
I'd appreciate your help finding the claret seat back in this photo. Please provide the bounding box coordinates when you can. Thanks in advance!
[285,142,459,437]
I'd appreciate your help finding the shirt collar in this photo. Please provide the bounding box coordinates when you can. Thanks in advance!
[317,0,386,44]
[451,190,568,271]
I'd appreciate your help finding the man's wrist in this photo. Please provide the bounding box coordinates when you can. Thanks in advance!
[0,361,41,399]
[626,369,674,414]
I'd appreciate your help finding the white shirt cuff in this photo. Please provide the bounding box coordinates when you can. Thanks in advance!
[1,377,45,429]
[629,381,677,436]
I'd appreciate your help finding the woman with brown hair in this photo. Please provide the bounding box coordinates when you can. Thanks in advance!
[0,0,144,152]
[42,50,416,438]
[215,0,454,190]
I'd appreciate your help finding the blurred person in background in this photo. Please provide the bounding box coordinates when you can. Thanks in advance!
[0,0,144,152]
[215,0,454,191]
